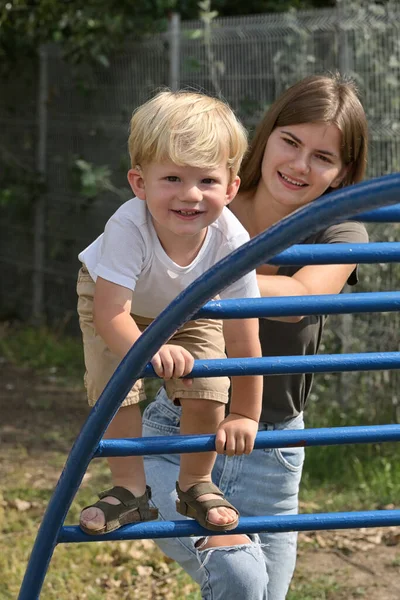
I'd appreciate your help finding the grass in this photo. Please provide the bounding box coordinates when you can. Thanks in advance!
[300,405,400,511]
[0,323,200,599]
[0,461,202,599]
[287,575,343,600]
[0,322,85,380]
[1,322,399,598]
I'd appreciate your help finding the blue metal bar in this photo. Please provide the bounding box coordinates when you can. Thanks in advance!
[140,352,400,379]
[354,203,400,222]
[18,173,400,600]
[59,509,400,543]
[267,242,400,266]
[196,291,400,319]
[96,424,400,457]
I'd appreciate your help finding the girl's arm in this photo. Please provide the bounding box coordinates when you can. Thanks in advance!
[257,263,357,323]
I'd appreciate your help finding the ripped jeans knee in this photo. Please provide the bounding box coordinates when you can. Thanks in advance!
[195,534,269,600]
[195,534,252,565]
[195,533,267,567]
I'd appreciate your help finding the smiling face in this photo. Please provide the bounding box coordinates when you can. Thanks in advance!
[259,122,347,215]
[128,160,240,254]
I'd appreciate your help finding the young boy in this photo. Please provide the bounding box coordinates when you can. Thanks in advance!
[77,90,262,535]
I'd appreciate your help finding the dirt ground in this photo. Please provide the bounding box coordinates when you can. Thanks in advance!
[1,360,399,600]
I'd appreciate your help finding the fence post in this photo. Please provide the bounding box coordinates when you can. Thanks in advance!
[168,12,180,91]
[336,0,353,74]
[32,43,48,324]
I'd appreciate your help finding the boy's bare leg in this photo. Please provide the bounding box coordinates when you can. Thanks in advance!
[80,404,146,531]
[178,398,237,527]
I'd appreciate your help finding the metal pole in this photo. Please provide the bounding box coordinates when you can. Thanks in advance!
[59,509,400,543]
[168,12,180,91]
[337,0,352,74]
[95,424,400,458]
[32,44,48,324]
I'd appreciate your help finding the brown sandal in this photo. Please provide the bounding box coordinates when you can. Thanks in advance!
[79,485,158,535]
[175,482,240,532]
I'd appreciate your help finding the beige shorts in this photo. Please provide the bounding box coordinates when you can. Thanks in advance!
[76,266,230,407]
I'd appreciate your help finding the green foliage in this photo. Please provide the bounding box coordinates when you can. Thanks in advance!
[0,146,45,216]
[0,0,349,73]
[0,0,173,70]
[301,402,400,509]
[71,158,129,205]
[73,159,113,199]
[186,0,223,94]
[179,0,336,19]
[0,169,44,214]
[287,576,342,600]
[0,323,84,379]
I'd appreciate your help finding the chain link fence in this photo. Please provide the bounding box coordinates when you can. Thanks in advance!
[1,5,399,414]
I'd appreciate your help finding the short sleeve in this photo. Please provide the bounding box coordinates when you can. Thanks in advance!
[315,221,369,245]
[94,217,145,291]
[315,221,369,286]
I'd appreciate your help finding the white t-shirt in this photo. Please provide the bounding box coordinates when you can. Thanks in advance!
[78,198,260,318]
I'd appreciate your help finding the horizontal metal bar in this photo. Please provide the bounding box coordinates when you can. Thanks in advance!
[58,509,400,543]
[95,424,400,457]
[196,291,400,319]
[269,242,400,265]
[355,204,400,222]
[354,204,400,222]
[2,244,399,278]
[142,351,400,379]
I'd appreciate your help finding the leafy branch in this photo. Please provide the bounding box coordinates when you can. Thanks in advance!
[72,158,129,205]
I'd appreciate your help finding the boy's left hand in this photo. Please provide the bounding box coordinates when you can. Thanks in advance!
[215,413,258,456]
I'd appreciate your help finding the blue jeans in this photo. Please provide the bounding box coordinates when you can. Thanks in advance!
[142,387,305,600]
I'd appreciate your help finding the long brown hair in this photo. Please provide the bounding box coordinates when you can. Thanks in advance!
[239,73,368,193]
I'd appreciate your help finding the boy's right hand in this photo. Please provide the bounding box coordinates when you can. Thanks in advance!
[151,344,194,386]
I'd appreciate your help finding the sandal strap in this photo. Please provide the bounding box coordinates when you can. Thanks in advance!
[176,482,223,501]
[99,485,151,508]
[192,498,236,511]
[176,482,239,528]
[80,485,158,534]
[92,500,133,524]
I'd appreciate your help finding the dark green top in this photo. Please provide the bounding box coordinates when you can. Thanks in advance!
[259,221,369,424]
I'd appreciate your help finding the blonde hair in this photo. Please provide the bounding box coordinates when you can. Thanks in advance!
[128,90,248,181]
[240,73,368,192]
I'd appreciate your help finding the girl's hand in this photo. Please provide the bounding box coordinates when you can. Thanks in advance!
[215,413,259,456]
[151,344,194,386]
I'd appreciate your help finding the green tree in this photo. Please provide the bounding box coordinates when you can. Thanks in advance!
[178,0,336,19]
[0,0,174,68]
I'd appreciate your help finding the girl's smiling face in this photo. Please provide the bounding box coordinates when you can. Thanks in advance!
[260,122,348,214]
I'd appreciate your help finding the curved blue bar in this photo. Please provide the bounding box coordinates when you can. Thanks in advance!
[196,291,400,318]
[18,173,400,600]
[96,424,400,457]
[141,352,400,378]
[354,203,400,222]
[59,510,400,543]
[268,242,400,265]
